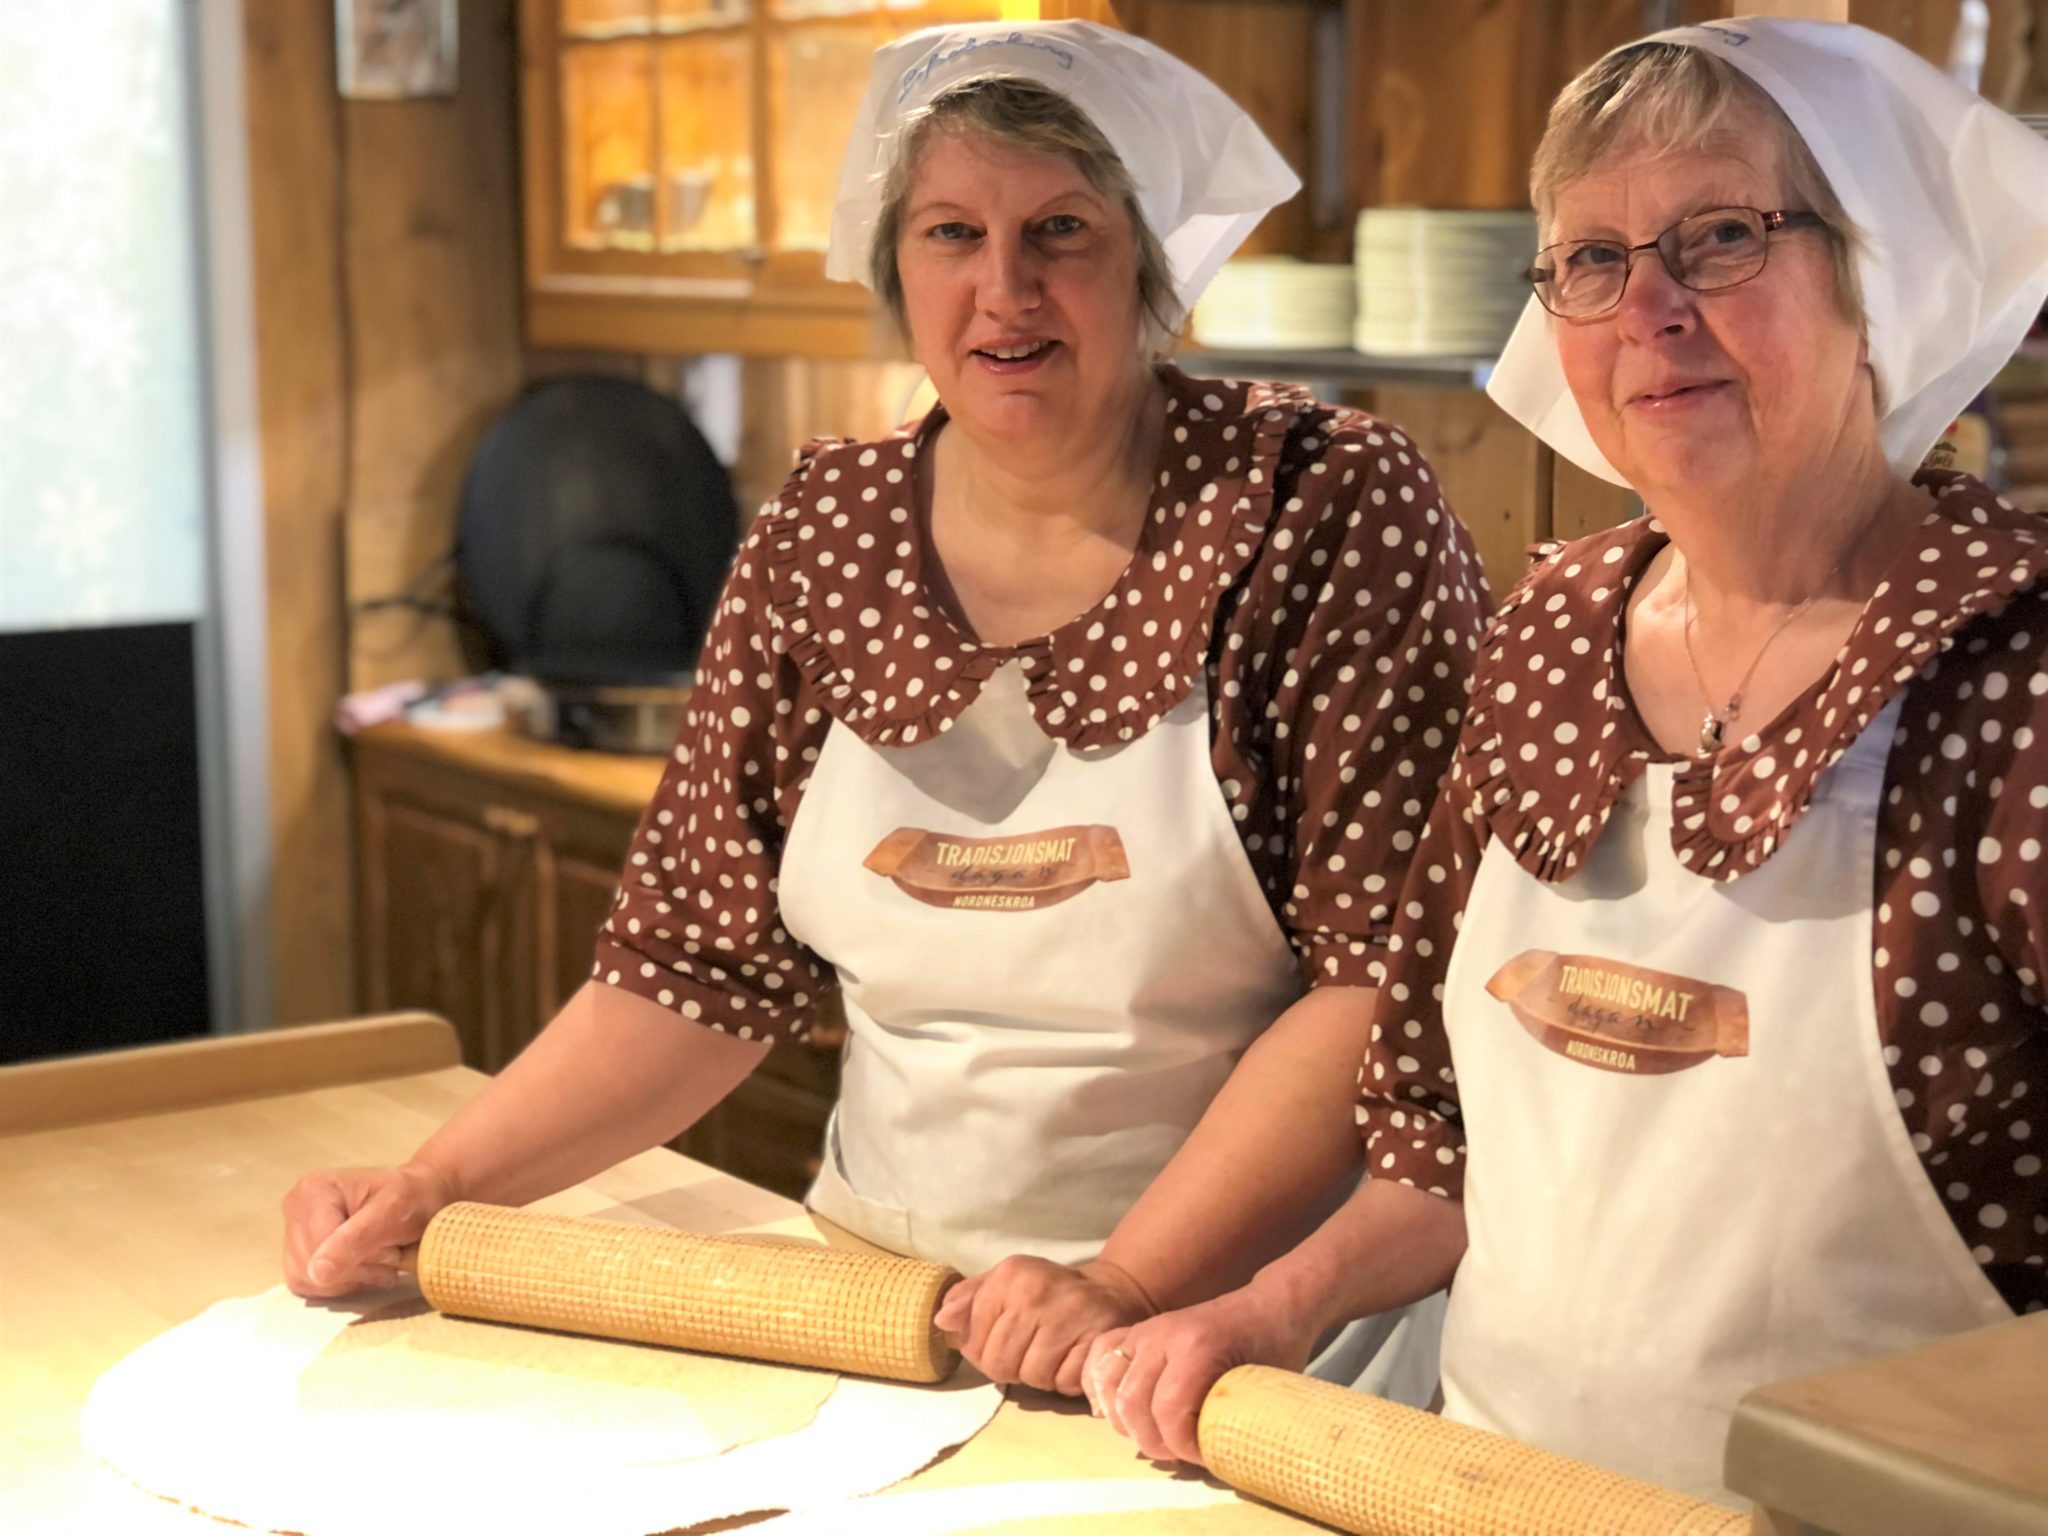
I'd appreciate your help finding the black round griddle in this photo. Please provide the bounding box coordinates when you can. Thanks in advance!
[457,376,741,689]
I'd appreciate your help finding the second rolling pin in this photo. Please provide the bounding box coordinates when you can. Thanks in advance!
[1198,1365,1750,1536]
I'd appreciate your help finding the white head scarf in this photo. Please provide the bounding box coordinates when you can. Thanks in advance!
[1487,17,2048,489]
[823,20,1300,315]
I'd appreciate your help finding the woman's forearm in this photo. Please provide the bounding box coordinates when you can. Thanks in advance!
[406,981,769,1208]
[1097,986,1377,1310]
[1247,1175,1466,1342]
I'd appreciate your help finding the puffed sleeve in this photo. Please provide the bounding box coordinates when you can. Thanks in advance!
[1222,413,1491,990]
[1972,612,2048,1012]
[1357,762,1483,1197]
[587,500,835,1045]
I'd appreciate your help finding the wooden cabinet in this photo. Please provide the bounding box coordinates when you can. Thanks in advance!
[519,0,1117,357]
[352,723,842,1198]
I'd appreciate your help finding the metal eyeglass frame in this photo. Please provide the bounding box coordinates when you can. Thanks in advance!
[1524,207,1827,318]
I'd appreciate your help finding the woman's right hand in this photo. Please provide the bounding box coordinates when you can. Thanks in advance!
[281,1161,456,1298]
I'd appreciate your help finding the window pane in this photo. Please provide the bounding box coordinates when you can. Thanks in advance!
[767,3,1000,252]
[0,1,205,630]
[656,31,757,251]
[561,41,658,250]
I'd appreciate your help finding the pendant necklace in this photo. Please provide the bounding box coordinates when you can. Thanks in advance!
[1680,550,1851,756]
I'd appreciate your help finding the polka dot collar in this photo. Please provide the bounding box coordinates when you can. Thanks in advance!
[1460,471,2048,884]
[762,365,1312,751]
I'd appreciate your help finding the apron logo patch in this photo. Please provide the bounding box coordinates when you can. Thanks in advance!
[863,825,1129,911]
[1485,950,1750,1075]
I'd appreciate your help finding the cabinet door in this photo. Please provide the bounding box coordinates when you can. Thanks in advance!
[546,850,630,1018]
[360,796,514,1071]
[681,1072,833,1199]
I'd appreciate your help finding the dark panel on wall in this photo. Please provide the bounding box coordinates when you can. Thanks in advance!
[0,623,210,1063]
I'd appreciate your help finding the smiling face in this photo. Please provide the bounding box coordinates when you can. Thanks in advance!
[893,126,1151,446]
[1546,108,1875,501]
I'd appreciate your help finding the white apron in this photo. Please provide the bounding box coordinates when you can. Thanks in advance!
[1437,697,2013,1501]
[779,661,1441,1402]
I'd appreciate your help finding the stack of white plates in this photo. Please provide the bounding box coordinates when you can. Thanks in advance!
[2021,113,2048,144]
[1190,258,1357,351]
[1354,209,1536,357]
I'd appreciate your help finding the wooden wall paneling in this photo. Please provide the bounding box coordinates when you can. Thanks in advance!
[1977,0,2039,105]
[243,3,357,1025]
[1368,386,1549,602]
[1116,0,1319,255]
[733,357,929,515]
[1345,0,1650,212]
[342,0,528,693]
[2027,0,2048,107]
[1740,0,1849,18]
[1849,0,1959,59]
[1550,452,1640,547]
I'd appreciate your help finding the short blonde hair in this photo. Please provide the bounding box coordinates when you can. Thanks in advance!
[868,76,1181,357]
[1531,42,1865,324]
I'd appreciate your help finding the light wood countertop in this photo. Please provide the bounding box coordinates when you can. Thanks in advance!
[0,1017,1302,1534]
[351,721,666,818]
[13,1018,2046,1536]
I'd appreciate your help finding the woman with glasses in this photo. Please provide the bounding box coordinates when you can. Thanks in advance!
[1082,19,2048,1500]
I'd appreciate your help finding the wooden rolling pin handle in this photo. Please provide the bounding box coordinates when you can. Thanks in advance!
[395,1244,420,1277]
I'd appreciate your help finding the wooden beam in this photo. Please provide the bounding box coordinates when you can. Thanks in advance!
[243,1,357,1026]
[341,0,527,693]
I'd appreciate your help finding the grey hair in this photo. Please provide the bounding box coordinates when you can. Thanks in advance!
[867,75,1182,358]
[1531,41,1866,325]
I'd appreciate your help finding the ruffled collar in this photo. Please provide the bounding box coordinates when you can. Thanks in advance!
[761,365,1312,750]
[1460,471,2048,883]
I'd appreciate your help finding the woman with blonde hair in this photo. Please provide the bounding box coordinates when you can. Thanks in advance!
[283,20,1484,1409]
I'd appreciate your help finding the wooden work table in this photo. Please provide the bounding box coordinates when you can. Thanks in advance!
[0,1016,1310,1534]
[7,1017,2048,1536]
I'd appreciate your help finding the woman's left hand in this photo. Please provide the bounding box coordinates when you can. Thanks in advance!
[936,1256,1156,1394]
[1082,1286,1319,1466]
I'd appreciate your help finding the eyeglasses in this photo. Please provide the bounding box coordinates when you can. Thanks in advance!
[1525,206,1827,319]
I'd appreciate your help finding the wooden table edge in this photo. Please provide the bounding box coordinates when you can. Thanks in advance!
[0,1014,463,1137]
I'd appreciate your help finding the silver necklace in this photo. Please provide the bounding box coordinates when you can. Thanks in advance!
[1680,552,1850,756]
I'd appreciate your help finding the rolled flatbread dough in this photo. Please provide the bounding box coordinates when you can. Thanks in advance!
[298,1295,838,1466]
[82,1284,1003,1536]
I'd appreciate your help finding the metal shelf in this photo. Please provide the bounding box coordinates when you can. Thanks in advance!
[1174,346,1497,392]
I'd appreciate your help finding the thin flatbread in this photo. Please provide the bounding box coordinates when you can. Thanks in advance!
[298,1296,837,1467]
[82,1284,1004,1536]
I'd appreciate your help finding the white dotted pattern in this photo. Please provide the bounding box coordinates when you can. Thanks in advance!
[1361,472,2048,1314]
[589,367,1489,1052]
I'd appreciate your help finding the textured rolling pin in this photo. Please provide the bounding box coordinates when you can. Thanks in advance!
[409,1202,959,1383]
[1198,1366,1751,1536]
[409,1206,1743,1534]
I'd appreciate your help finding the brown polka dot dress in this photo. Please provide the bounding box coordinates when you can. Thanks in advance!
[591,363,1489,1038]
[1367,471,2048,1316]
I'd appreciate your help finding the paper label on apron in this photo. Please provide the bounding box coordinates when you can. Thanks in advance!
[1485,949,1750,1075]
[862,825,1130,911]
